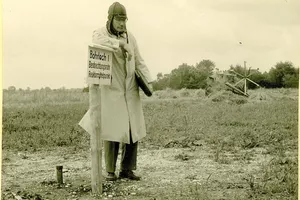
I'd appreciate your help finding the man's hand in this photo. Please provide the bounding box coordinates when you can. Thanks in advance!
[119,41,133,61]
[123,44,133,61]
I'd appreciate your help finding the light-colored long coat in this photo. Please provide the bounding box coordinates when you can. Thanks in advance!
[79,27,152,144]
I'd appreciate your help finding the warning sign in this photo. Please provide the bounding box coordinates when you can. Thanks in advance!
[87,45,113,85]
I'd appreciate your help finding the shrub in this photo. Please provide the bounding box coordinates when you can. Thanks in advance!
[178,88,190,97]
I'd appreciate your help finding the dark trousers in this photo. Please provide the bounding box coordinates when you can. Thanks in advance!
[104,133,138,173]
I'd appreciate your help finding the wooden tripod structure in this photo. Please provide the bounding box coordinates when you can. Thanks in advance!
[225,61,260,97]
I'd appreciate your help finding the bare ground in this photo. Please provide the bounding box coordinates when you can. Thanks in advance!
[1,142,278,200]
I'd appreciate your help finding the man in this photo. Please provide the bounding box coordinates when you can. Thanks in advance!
[79,2,152,181]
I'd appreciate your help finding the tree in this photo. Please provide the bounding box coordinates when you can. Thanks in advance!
[169,63,194,89]
[8,86,16,92]
[193,60,216,89]
[156,72,163,80]
[269,61,298,88]
[152,60,217,90]
[247,70,267,89]
[229,64,244,75]
[187,67,207,89]
[251,71,270,88]
[45,87,52,92]
[153,74,170,90]
[283,68,299,88]
[196,59,215,76]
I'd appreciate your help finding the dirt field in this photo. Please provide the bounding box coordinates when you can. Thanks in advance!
[2,145,277,200]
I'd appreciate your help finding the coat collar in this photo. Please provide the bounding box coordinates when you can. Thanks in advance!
[106,28,127,40]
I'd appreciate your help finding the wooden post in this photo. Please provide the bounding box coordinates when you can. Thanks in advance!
[56,166,63,185]
[244,61,247,94]
[85,44,113,195]
[89,84,102,194]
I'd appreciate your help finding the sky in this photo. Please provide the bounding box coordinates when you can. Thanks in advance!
[2,0,300,89]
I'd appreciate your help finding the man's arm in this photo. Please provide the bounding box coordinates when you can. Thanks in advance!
[131,34,153,83]
[92,28,119,50]
[92,28,132,60]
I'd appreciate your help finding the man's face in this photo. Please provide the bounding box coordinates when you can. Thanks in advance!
[112,16,127,32]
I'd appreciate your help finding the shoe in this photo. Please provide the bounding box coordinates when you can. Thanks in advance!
[105,172,117,181]
[119,170,141,181]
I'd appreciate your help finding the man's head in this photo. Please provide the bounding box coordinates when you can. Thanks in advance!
[106,2,128,35]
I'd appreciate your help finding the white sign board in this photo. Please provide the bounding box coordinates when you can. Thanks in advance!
[87,45,113,85]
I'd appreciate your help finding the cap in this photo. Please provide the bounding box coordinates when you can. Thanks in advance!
[108,2,127,19]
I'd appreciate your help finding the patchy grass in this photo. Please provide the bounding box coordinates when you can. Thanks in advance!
[1,88,298,199]
[2,103,89,151]
[143,97,297,152]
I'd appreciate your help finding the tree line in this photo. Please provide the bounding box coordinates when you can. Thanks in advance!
[5,60,298,92]
[153,60,299,91]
